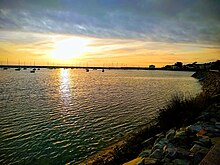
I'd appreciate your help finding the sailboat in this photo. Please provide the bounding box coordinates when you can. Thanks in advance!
[30,61,36,73]
[23,62,27,70]
[86,63,89,72]
[15,68,21,71]
[15,60,21,71]
[3,59,8,70]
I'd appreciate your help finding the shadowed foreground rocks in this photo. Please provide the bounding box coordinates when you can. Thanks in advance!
[124,97,220,164]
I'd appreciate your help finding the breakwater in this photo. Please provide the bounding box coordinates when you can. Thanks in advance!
[80,71,220,165]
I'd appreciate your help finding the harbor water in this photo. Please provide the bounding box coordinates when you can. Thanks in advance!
[0,69,201,164]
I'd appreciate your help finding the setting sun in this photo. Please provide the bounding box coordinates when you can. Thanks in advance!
[50,37,90,60]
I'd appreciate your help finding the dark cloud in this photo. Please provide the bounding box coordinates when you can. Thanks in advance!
[0,0,220,44]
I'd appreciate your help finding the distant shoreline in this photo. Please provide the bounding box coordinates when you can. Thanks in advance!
[0,65,198,71]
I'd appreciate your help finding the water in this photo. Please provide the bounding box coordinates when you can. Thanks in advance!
[0,69,201,164]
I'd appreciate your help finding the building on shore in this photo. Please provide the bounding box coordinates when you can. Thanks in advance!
[149,65,155,69]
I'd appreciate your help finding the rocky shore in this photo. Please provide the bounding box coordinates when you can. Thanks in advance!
[80,71,220,165]
[191,70,220,96]
[124,100,220,165]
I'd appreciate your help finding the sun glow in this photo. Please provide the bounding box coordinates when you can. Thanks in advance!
[50,37,90,60]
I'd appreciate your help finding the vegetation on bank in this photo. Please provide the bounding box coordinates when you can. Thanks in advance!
[157,93,209,130]
[158,70,220,131]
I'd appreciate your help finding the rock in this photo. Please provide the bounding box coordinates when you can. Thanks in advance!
[149,149,163,159]
[215,122,220,129]
[193,152,204,164]
[175,128,187,138]
[143,157,158,165]
[172,159,190,165]
[198,148,209,156]
[161,157,171,164]
[139,149,151,158]
[142,137,155,147]
[211,137,220,144]
[152,138,168,151]
[196,129,207,137]
[165,147,177,157]
[210,118,217,123]
[166,129,175,140]
[203,124,220,133]
[198,136,211,146]
[190,144,207,153]
[193,141,208,147]
[153,137,165,146]
[206,132,220,138]
[160,138,169,144]
[163,143,175,152]
[136,158,145,165]
[155,132,164,138]
[152,143,164,151]
[176,147,191,158]
[196,112,211,121]
[186,124,203,133]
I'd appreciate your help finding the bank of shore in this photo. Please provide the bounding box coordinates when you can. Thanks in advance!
[79,71,220,165]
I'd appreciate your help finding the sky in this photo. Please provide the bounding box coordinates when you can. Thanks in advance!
[0,0,220,67]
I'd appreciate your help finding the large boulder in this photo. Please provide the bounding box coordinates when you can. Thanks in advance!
[143,157,158,165]
[139,149,151,158]
[172,159,190,165]
[166,129,175,140]
[186,124,203,133]
[149,149,163,159]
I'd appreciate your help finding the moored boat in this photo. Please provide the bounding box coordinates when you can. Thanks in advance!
[15,68,21,71]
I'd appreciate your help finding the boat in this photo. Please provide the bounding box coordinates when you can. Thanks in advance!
[102,69,105,72]
[37,68,40,70]
[4,59,9,70]
[15,68,21,71]
[30,69,35,73]
[86,68,89,72]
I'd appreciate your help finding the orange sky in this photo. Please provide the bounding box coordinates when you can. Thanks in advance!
[0,31,219,67]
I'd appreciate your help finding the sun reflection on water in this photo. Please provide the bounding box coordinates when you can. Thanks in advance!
[60,69,72,109]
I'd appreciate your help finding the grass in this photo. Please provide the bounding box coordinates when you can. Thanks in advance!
[157,93,210,130]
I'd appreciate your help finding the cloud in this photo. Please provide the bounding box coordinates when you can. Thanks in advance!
[0,0,220,45]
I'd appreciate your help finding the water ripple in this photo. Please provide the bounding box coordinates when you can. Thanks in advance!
[0,69,201,164]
